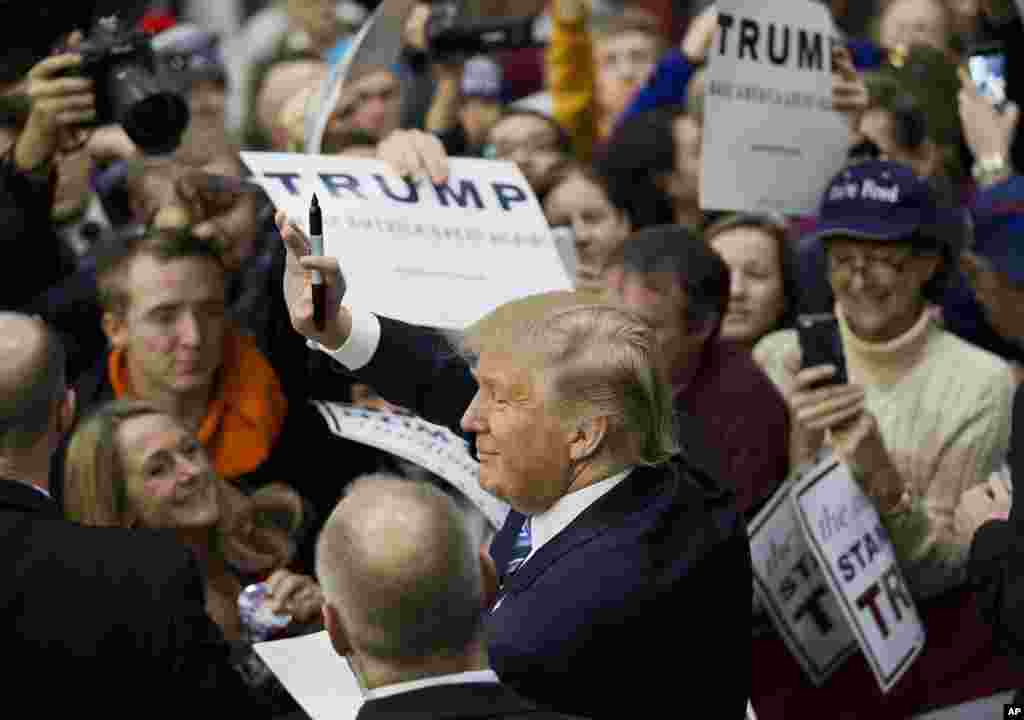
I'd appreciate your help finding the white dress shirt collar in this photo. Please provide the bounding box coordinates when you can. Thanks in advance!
[365,669,500,701]
[527,467,633,562]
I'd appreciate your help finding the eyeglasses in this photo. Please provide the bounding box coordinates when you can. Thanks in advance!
[827,249,919,283]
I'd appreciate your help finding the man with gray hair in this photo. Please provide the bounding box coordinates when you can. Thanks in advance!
[0,312,257,716]
[275,210,753,720]
[317,473,588,719]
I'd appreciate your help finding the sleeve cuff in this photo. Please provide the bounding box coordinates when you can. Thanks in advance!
[305,308,382,371]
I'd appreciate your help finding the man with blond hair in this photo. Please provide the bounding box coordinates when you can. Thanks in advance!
[275,213,753,719]
[316,473,589,719]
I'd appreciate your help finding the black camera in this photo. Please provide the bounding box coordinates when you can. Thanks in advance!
[425,1,541,62]
[62,15,189,155]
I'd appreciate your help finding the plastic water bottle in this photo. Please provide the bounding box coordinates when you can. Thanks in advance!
[238,582,293,643]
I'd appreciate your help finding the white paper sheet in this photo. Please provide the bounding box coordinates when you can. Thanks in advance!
[254,631,365,720]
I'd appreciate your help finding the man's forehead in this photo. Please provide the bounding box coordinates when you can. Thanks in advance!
[595,29,658,53]
[125,254,226,305]
[473,350,534,386]
[491,114,555,141]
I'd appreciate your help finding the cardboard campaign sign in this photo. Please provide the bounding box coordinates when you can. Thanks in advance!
[700,0,851,214]
[749,473,857,686]
[312,401,510,530]
[792,456,926,693]
[240,152,572,330]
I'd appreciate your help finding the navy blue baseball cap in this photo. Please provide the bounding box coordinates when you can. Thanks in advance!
[812,160,944,250]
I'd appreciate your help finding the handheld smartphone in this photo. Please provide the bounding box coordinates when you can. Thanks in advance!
[966,44,1009,110]
[796,313,848,385]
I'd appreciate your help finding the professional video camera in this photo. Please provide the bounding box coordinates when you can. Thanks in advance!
[424,1,543,62]
[59,14,189,155]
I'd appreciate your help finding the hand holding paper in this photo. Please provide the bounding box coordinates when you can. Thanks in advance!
[377,128,450,183]
[831,45,868,133]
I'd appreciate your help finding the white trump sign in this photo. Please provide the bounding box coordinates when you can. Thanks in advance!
[240,152,572,330]
[700,0,851,214]
[749,475,857,686]
[792,456,926,693]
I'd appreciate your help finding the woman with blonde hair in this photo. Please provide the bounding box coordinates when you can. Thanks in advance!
[64,399,322,714]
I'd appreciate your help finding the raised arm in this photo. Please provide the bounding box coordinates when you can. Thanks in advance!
[273,127,476,434]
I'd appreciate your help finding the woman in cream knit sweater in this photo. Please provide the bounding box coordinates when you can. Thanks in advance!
[754,161,1016,602]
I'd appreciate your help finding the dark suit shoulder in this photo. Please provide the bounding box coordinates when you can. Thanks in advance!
[8,514,203,616]
[356,681,591,720]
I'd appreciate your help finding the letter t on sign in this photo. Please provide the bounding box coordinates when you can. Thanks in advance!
[856,582,889,638]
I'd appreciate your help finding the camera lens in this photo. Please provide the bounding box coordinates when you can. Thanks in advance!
[123,93,190,154]
[108,63,190,155]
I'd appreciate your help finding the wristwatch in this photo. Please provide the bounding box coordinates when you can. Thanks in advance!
[972,152,1013,187]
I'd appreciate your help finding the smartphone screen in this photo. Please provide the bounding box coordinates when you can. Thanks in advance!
[967,49,1009,109]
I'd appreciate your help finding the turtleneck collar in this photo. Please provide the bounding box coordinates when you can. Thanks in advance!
[836,303,936,389]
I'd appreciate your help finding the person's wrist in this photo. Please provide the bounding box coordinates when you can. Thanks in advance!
[972,150,1014,187]
[318,306,352,351]
[13,119,57,174]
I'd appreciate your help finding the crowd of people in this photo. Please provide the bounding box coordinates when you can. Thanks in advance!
[3,0,1024,718]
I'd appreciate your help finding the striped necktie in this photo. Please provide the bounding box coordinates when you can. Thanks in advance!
[504,519,532,576]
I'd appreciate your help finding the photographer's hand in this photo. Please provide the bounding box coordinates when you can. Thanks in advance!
[403,3,431,53]
[15,47,95,173]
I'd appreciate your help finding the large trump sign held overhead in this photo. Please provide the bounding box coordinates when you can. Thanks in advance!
[700,0,852,215]
[241,152,572,330]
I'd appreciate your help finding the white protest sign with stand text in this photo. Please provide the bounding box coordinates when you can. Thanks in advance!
[700,0,851,214]
[792,456,925,693]
[241,152,572,330]
[312,401,510,530]
[749,474,857,686]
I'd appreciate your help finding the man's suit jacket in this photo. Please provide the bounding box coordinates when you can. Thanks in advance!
[329,316,754,720]
[356,682,589,720]
[0,478,260,717]
[970,382,1024,703]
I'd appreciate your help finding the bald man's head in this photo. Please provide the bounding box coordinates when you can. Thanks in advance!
[0,313,66,453]
[316,475,484,662]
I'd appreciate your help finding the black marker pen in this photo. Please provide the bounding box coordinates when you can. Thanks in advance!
[309,193,326,331]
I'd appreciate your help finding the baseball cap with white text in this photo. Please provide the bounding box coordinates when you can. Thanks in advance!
[812,160,944,250]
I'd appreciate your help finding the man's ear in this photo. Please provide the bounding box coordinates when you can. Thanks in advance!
[323,602,353,659]
[102,311,127,349]
[568,416,608,463]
